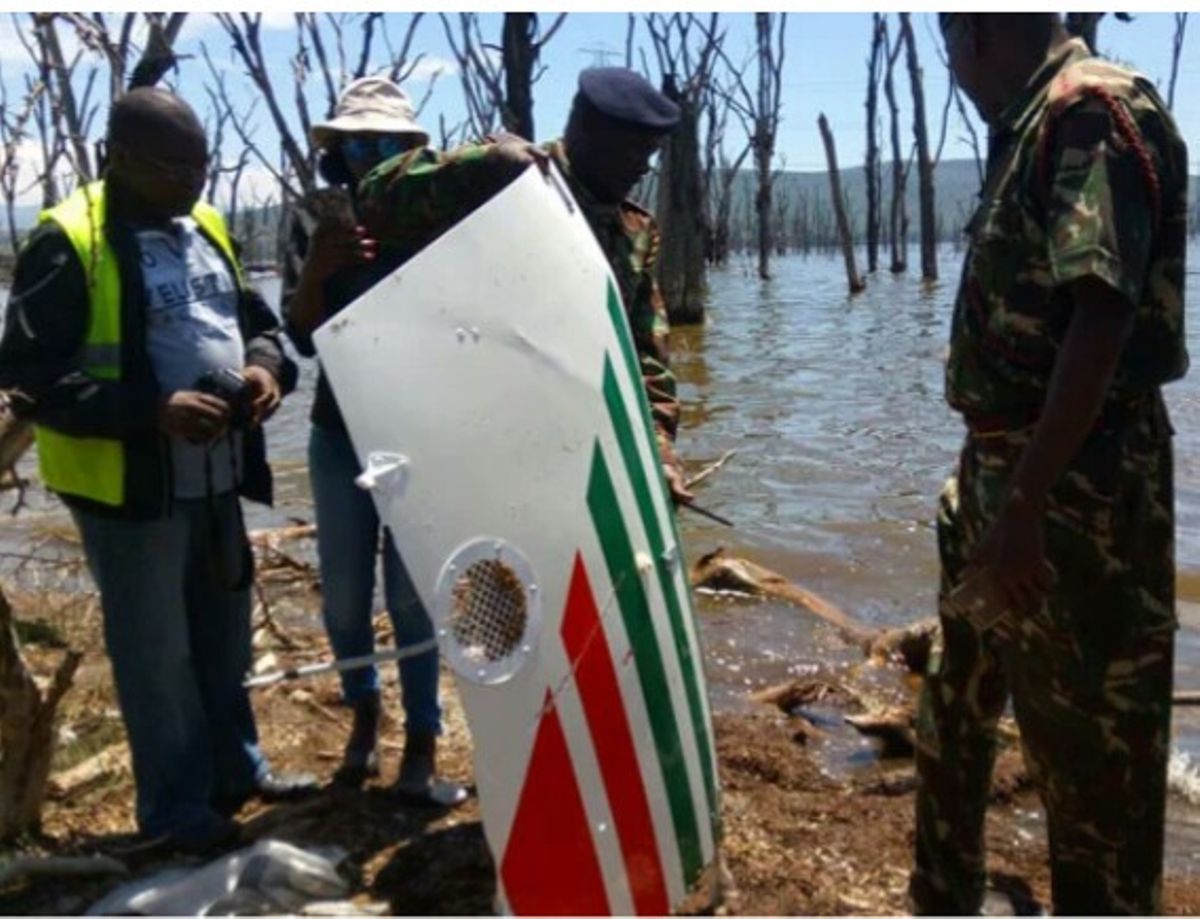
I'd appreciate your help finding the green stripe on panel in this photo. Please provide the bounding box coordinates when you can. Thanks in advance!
[587,442,702,882]
[601,356,718,821]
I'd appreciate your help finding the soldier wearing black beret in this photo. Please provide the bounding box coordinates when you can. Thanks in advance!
[355,66,691,503]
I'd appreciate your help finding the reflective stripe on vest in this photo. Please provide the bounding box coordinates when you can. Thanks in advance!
[32,182,243,507]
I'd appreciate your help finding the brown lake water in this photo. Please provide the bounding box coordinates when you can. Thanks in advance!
[5,245,1200,870]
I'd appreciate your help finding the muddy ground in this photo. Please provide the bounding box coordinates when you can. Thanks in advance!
[5,551,1200,915]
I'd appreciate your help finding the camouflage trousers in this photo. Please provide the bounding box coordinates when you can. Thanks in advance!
[911,400,1176,915]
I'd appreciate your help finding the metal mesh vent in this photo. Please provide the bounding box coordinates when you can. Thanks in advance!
[449,559,528,664]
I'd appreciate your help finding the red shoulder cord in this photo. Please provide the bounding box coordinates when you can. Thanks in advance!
[1037,85,1162,231]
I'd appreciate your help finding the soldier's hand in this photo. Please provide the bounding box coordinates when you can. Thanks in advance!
[493,136,551,175]
[302,219,377,283]
[968,490,1057,617]
[158,391,230,444]
[664,464,694,507]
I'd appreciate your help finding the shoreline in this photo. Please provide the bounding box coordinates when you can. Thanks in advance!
[4,568,1200,914]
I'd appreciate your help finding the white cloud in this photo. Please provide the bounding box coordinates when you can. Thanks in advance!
[258,11,296,32]
[400,55,459,84]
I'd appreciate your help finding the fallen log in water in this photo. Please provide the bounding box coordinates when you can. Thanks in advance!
[689,546,938,672]
[690,547,876,647]
[693,548,938,751]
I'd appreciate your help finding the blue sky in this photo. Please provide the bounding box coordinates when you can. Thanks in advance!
[1,12,1197,207]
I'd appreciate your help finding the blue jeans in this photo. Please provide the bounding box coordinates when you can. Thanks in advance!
[308,424,441,734]
[73,495,268,842]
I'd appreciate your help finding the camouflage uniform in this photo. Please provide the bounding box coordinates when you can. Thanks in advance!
[357,139,681,474]
[912,38,1189,915]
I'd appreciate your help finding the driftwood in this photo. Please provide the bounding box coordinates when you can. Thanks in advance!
[685,449,737,491]
[691,547,876,649]
[248,523,317,548]
[0,583,82,840]
[693,548,940,752]
[691,547,940,673]
[48,743,130,799]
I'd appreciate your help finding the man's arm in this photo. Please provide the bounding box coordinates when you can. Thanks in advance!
[629,219,687,501]
[279,208,320,357]
[0,226,159,438]
[356,142,530,251]
[970,94,1155,609]
[242,284,297,395]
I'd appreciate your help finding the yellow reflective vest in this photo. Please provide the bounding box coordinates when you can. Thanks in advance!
[33,181,243,506]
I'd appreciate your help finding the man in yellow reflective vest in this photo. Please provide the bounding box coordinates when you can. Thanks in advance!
[0,88,316,853]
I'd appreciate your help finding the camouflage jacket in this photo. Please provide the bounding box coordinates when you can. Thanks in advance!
[357,138,680,472]
[946,37,1189,423]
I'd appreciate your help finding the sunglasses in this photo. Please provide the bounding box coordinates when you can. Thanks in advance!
[113,144,208,181]
[341,136,408,162]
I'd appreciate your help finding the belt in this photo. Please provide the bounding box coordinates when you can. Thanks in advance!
[963,392,1160,440]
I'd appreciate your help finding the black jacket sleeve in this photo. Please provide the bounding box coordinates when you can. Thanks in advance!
[279,209,317,358]
[241,283,298,396]
[0,225,160,438]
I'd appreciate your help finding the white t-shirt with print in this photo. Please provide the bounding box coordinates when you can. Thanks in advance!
[139,217,244,498]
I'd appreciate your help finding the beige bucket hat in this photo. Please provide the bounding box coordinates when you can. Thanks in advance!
[311,76,430,148]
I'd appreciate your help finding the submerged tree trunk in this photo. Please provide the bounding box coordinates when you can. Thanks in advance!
[1168,13,1188,111]
[818,114,865,295]
[865,13,885,274]
[655,75,707,324]
[883,20,907,274]
[900,13,936,282]
[753,13,785,281]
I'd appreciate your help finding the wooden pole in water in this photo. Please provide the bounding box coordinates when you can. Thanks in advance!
[817,113,865,295]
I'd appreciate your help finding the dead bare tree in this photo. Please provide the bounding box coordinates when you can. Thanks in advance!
[61,13,188,102]
[441,13,565,143]
[900,13,936,282]
[865,13,885,274]
[1168,13,1188,111]
[646,13,723,323]
[882,16,907,273]
[502,14,567,140]
[13,19,65,210]
[0,74,44,256]
[31,14,93,183]
[703,72,751,268]
[440,14,503,140]
[929,23,985,190]
[719,13,786,280]
[818,114,865,295]
[202,83,256,232]
[216,13,342,198]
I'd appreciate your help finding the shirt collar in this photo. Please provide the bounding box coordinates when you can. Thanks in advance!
[545,138,624,220]
[992,36,1092,137]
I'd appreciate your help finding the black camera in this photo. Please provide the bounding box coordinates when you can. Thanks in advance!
[194,368,254,430]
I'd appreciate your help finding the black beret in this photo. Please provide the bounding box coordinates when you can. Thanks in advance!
[576,67,681,133]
